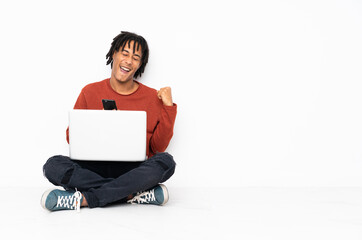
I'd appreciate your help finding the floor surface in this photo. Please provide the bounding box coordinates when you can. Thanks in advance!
[2,186,362,239]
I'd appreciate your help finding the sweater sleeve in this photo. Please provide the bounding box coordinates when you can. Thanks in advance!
[66,90,88,143]
[149,104,177,154]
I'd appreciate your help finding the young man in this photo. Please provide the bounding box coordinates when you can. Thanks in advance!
[41,31,177,211]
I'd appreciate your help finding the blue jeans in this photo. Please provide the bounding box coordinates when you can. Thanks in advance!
[43,152,176,208]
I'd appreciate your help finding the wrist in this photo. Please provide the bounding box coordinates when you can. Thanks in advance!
[163,102,173,107]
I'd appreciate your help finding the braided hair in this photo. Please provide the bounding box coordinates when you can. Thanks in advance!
[106,31,149,79]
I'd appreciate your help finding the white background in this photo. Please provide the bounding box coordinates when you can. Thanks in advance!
[0,0,361,189]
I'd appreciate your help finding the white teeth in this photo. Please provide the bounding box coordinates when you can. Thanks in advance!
[121,66,130,72]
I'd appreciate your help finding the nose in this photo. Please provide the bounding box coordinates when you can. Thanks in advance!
[124,55,133,65]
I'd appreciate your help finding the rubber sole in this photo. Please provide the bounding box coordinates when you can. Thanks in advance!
[159,184,169,205]
[40,188,57,210]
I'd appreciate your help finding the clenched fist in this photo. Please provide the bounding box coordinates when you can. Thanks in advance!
[157,87,173,106]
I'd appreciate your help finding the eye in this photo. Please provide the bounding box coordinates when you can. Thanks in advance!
[133,57,140,61]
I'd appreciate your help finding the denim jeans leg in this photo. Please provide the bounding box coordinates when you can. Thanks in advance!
[83,152,176,208]
[43,155,113,191]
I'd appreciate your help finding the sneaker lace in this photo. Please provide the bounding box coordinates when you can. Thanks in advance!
[127,189,156,204]
[56,189,82,212]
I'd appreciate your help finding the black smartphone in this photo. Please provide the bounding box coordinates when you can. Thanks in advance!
[102,99,117,110]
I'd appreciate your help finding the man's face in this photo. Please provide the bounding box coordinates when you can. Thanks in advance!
[111,40,142,83]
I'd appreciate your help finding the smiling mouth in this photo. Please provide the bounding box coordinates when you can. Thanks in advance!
[120,66,131,72]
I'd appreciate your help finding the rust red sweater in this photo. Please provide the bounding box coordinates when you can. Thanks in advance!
[66,78,177,157]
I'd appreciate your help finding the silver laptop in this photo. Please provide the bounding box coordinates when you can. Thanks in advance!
[68,110,147,161]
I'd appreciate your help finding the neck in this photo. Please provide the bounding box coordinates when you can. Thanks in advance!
[109,78,139,95]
